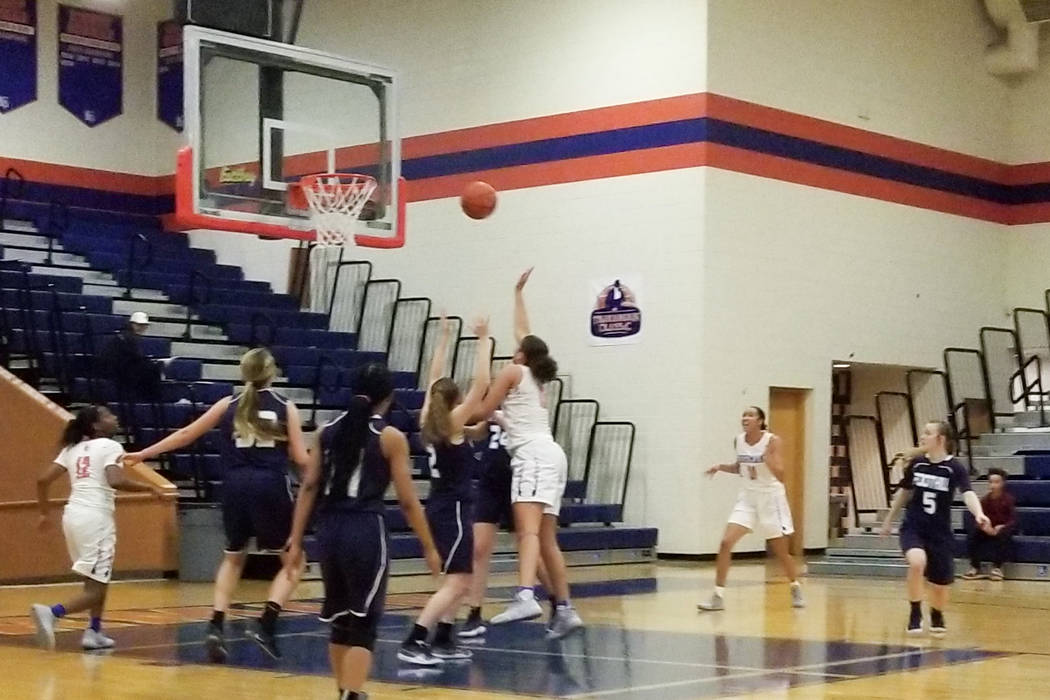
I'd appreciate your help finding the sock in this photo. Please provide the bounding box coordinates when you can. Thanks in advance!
[516,586,535,601]
[408,623,428,643]
[714,586,726,598]
[556,599,572,610]
[467,606,482,623]
[338,691,359,700]
[89,617,102,633]
[51,604,67,619]
[909,601,922,618]
[790,580,801,588]
[210,610,225,630]
[434,622,453,645]
[550,599,559,617]
[260,601,281,635]
[931,607,944,624]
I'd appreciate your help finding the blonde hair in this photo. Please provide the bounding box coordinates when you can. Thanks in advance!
[233,348,286,444]
[422,377,461,445]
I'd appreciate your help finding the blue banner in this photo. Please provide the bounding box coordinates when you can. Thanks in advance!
[0,0,37,113]
[156,20,182,131]
[57,4,122,127]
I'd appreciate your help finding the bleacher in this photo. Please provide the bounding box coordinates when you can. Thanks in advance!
[0,185,656,578]
[812,307,1050,581]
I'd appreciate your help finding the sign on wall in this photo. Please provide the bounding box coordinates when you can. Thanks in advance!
[589,277,644,346]
[156,19,182,131]
[0,0,37,113]
[57,4,122,127]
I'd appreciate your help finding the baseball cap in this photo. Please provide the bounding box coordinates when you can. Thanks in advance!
[130,311,150,325]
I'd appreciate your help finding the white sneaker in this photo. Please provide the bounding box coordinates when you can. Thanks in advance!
[81,629,116,650]
[30,604,56,650]
[790,585,805,609]
[490,592,543,625]
[697,593,725,612]
[547,606,584,639]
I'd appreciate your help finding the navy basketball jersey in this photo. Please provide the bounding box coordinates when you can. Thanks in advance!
[900,455,972,538]
[473,422,511,477]
[428,439,475,500]
[319,413,389,514]
[218,389,290,472]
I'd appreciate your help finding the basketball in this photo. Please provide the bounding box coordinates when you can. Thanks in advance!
[461,181,498,219]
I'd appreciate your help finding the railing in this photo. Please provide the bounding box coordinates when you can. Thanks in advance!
[387,297,430,374]
[1013,307,1050,364]
[248,311,276,348]
[944,347,993,455]
[0,167,25,229]
[356,279,401,353]
[980,326,1025,426]
[416,316,463,390]
[183,269,212,338]
[327,259,371,333]
[44,291,71,396]
[123,233,153,299]
[844,415,890,527]
[582,421,636,523]
[1010,354,1047,428]
[45,200,68,265]
[309,353,342,429]
[554,398,600,500]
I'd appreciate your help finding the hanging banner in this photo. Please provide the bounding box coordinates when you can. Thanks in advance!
[156,19,182,131]
[588,277,644,346]
[0,0,37,113]
[57,4,122,126]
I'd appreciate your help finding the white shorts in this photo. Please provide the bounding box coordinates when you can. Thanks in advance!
[62,505,116,584]
[728,487,795,540]
[510,439,568,517]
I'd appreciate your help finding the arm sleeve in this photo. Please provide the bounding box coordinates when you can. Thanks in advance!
[953,461,972,494]
[102,441,126,469]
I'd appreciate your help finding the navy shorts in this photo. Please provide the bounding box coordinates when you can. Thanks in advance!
[221,469,292,552]
[316,510,389,630]
[900,528,954,585]
[426,495,474,574]
[474,466,513,527]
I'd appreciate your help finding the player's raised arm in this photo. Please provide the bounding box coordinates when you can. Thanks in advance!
[513,267,533,344]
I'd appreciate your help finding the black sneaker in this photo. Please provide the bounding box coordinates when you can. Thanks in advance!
[432,639,473,661]
[906,612,923,636]
[929,610,946,638]
[457,617,487,638]
[204,624,228,663]
[397,639,444,666]
[247,621,281,659]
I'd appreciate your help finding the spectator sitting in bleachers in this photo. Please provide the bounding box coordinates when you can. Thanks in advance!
[99,311,164,401]
[962,468,1016,581]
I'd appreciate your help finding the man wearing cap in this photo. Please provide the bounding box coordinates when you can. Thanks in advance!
[99,311,164,401]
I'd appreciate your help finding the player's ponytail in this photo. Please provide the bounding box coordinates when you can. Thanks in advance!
[520,335,558,384]
[62,405,102,447]
[422,377,460,445]
[931,420,956,454]
[234,348,286,444]
[331,363,394,481]
[749,406,768,431]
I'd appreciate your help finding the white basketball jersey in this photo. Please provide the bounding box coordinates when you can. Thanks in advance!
[54,438,124,512]
[735,432,778,490]
[502,365,553,451]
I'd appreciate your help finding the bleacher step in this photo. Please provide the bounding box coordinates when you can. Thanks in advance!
[145,321,227,341]
[83,283,169,301]
[170,341,249,360]
[1,220,38,233]
[0,231,56,249]
[112,299,193,319]
[809,556,1050,581]
[30,265,113,284]
[3,248,88,267]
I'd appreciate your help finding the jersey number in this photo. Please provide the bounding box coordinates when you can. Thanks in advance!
[488,425,507,450]
[426,445,440,479]
[74,456,90,479]
[922,491,937,515]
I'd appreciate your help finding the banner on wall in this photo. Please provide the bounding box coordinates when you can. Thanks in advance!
[156,19,182,131]
[57,4,122,127]
[0,0,37,113]
[588,277,644,346]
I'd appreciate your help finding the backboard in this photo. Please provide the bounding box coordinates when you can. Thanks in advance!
[165,26,403,248]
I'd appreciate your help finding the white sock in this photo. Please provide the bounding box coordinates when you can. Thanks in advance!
[714,586,725,597]
[790,580,801,588]
[517,587,535,601]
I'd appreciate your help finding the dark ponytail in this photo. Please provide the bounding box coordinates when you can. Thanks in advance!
[330,363,395,483]
[520,335,557,384]
[62,405,103,447]
[749,406,768,430]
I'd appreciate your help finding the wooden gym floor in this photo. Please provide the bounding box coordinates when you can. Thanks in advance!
[1,562,1048,699]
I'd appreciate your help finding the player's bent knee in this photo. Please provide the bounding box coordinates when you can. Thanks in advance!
[330,617,376,651]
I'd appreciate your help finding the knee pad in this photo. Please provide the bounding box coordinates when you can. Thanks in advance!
[329,616,377,651]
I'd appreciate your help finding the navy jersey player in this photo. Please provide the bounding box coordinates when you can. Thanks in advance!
[880,421,989,636]
[397,314,493,665]
[284,363,439,700]
[125,348,310,660]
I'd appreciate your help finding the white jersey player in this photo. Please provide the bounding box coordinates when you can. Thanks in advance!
[698,406,804,612]
[30,406,165,651]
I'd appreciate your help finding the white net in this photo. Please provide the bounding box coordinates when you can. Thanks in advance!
[300,173,378,248]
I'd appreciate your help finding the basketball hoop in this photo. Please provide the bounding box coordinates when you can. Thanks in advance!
[295,173,378,247]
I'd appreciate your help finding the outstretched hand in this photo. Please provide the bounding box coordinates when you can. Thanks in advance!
[471,315,490,338]
[704,465,720,479]
[515,267,534,292]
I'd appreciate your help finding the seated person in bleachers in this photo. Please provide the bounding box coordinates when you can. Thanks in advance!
[99,311,163,401]
[962,468,1015,581]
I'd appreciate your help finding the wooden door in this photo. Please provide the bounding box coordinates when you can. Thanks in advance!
[769,387,807,556]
